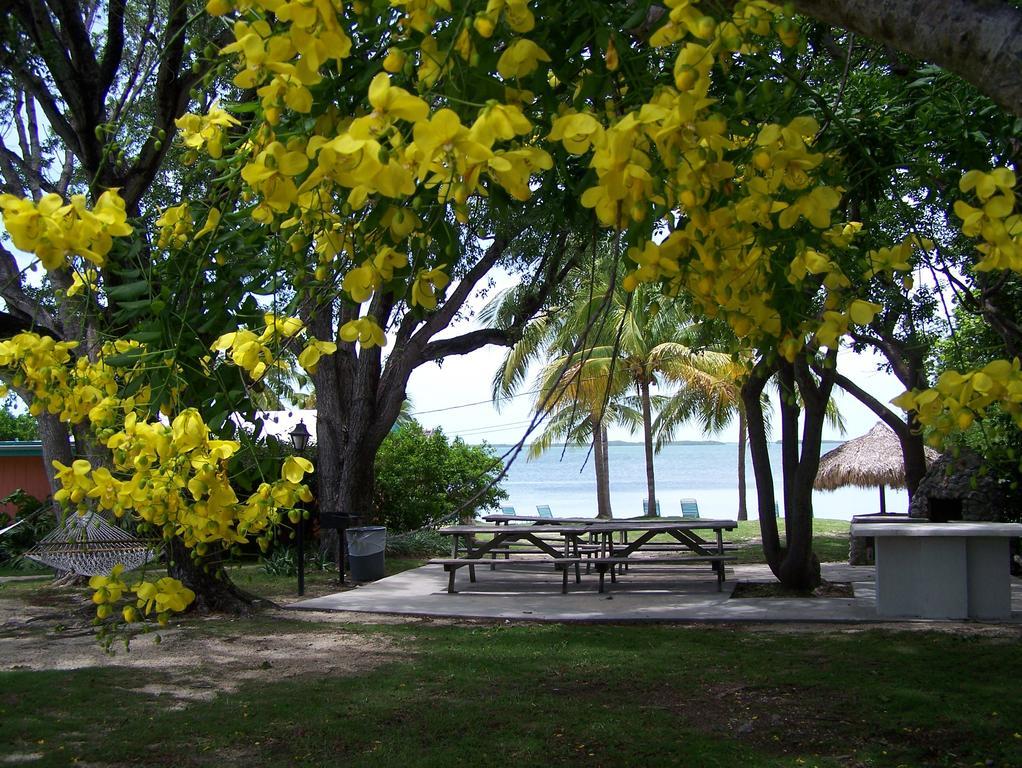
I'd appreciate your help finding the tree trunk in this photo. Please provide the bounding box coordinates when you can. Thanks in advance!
[35,410,73,523]
[789,0,1022,118]
[166,538,254,613]
[640,378,658,517]
[742,357,824,590]
[594,417,613,519]
[736,408,748,521]
[900,415,928,498]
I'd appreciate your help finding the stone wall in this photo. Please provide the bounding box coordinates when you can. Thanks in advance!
[908,449,1020,523]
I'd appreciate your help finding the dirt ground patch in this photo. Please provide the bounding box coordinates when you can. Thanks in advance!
[0,591,414,706]
[731,580,855,598]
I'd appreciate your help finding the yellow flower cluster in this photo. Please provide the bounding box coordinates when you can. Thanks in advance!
[175,104,241,160]
[56,408,314,552]
[155,203,221,249]
[213,313,338,378]
[89,564,196,625]
[893,359,1022,446]
[0,190,132,270]
[537,7,852,359]
[187,2,557,325]
[612,111,848,355]
[215,1,352,124]
[0,334,149,425]
[953,168,1021,272]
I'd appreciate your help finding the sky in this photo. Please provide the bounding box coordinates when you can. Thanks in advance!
[402,270,909,446]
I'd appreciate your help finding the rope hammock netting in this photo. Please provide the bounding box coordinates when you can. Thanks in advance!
[21,510,160,576]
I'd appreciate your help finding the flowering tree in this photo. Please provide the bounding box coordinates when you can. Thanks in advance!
[1,0,1021,604]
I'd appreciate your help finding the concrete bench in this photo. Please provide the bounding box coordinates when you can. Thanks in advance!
[851,521,1022,619]
[429,558,583,594]
[590,555,735,593]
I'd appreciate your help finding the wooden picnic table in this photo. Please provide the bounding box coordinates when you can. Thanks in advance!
[435,519,737,594]
[583,520,737,592]
[434,524,594,593]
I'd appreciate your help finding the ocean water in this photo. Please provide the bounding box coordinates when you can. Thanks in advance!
[493,442,907,522]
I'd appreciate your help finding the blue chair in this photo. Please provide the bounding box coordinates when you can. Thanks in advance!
[680,498,700,519]
[536,504,553,518]
[500,505,516,516]
[642,499,661,516]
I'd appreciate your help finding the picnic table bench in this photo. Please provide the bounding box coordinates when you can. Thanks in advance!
[428,557,583,594]
[590,554,736,592]
[435,524,594,593]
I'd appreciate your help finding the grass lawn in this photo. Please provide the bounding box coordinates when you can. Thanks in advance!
[1,610,1020,768]
[589,517,852,565]
[3,530,1021,768]
[731,518,851,564]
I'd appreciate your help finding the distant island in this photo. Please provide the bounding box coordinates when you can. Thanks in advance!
[478,439,846,449]
[484,439,728,448]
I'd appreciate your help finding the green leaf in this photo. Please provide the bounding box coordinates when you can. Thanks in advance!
[105,280,151,301]
[116,299,157,311]
[102,351,145,367]
[127,330,164,344]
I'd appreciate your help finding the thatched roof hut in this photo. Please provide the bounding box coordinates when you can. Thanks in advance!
[814,422,939,513]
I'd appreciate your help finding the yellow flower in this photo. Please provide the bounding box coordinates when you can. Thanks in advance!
[497,39,551,79]
[172,409,208,454]
[368,73,429,123]
[339,317,387,348]
[194,207,221,238]
[297,338,337,374]
[548,112,604,155]
[960,168,1015,201]
[156,203,192,249]
[383,48,406,73]
[259,314,304,341]
[471,102,532,142]
[134,577,195,617]
[282,455,314,483]
[66,268,99,298]
[342,262,381,303]
[605,37,619,71]
[175,104,240,159]
[777,186,842,229]
[410,265,450,309]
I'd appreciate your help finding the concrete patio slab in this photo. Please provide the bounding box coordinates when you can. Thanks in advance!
[287,561,1022,624]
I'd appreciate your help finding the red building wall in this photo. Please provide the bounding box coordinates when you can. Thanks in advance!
[0,456,51,520]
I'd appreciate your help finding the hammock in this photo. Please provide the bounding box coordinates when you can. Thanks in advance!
[23,511,160,576]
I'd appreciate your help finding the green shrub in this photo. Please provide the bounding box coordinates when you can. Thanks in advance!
[0,490,54,571]
[373,422,507,532]
[385,529,449,557]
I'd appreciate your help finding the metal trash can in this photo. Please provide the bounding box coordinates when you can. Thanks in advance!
[345,526,387,581]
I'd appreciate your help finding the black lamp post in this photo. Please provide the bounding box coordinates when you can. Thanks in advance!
[289,420,311,595]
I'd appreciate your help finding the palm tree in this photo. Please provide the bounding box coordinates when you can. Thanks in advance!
[487,268,733,519]
[528,346,639,518]
[656,356,755,519]
[659,356,847,521]
[601,286,733,518]
[486,273,627,518]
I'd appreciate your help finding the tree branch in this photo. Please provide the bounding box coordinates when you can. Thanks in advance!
[826,366,910,438]
[421,329,514,362]
[97,0,126,96]
[0,244,61,336]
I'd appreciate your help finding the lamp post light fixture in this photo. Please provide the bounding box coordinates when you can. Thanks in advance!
[288,420,311,595]
[289,420,311,452]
